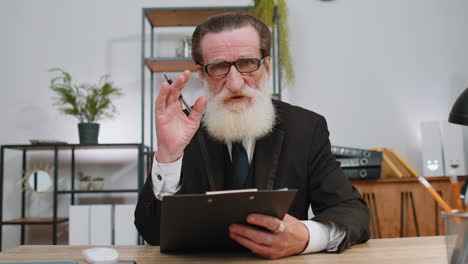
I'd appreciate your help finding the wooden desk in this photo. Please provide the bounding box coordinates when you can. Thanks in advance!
[0,236,447,264]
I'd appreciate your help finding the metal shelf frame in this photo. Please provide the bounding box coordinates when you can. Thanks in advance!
[0,143,150,250]
[140,6,282,151]
[2,217,69,226]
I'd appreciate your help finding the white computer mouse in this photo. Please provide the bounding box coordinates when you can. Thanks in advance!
[82,247,119,264]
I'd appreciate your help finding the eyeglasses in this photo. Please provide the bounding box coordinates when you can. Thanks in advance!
[201,57,265,77]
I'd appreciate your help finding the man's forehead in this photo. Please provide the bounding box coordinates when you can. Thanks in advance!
[203,24,259,37]
[200,25,261,62]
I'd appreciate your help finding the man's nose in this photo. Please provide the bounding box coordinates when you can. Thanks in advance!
[225,65,244,92]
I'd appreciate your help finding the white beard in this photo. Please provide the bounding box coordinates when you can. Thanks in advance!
[202,74,276,143]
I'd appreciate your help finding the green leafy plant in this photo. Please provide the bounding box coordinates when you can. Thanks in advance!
[251,0,294,84]
[92,177,104,182]
[49,68,123,123]
[78,171,91,182]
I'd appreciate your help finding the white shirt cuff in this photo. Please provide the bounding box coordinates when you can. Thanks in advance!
[151,155,183,200]
[300,220,347,254]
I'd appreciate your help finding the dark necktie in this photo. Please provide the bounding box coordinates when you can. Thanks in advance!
[230,142,249,189]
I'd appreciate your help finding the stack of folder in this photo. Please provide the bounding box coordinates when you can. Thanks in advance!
[331,146,383,180]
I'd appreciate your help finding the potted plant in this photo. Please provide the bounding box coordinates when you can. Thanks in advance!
[91,177,105,190]
[78,171,91,190]
[49,68,123,144]
[251,0,293,84]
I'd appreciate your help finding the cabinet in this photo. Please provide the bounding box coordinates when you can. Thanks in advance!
[0,143,150,250]
[141,6,282,150]
[351,176,468,239]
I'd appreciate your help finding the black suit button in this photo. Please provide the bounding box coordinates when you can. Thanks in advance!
[157,174,162,181]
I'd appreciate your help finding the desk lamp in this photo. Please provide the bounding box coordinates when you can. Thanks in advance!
[449,88,468,126]
[448,88,468,264]
[448,88,468,210]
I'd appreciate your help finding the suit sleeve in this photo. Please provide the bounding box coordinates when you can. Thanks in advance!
[134,172,162,245]
[307,116,371,252]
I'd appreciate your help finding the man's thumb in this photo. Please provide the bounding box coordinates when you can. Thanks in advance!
[188,96,206,122]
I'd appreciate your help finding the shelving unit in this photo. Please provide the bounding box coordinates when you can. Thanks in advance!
[0,143,150,250]
[141,6,281,151]
[145,57,197,73]
[0,5,283,251]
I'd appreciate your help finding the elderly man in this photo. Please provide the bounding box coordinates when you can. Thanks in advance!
[135,13,370,259]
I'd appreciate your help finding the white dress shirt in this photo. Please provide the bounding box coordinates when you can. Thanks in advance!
[151,139,346,253]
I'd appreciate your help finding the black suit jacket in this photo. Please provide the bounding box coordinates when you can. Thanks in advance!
[135,100,370,252]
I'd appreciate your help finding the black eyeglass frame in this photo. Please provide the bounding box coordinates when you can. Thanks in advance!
[199,57,266,77]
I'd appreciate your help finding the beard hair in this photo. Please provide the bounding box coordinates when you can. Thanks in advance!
[202,73,276,143]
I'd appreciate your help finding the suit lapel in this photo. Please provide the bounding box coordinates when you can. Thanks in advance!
[197,129,226,191]
[254,128,285,190]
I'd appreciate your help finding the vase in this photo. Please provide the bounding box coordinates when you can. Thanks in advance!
[79,181,91,190]
[91,181,104,190]
[78,123,99,145]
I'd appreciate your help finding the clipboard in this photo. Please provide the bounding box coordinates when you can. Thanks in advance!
[160,189,297,252]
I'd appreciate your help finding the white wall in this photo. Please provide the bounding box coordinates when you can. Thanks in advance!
[1,0,468,250]
[284,0,468,173]
[0,0,255,251]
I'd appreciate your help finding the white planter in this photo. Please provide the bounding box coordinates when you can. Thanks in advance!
[80,181,91,190]
[91,181,104,190]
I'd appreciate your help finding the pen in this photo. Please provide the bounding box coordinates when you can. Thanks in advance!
[418,176,455,213]
[450,176,465,213]
[163,72,191,113]
[418,176,462,224]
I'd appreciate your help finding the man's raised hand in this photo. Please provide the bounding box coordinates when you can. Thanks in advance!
[155,70,206,163]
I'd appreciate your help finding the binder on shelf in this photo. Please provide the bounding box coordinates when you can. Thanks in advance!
[420,121,445,177]
[114,204,138,245]
[386,149,413,178]
[69,205,90,245]
[160,189,297,252]
[383,149,405,178]
[343,167,381,179]
[440,121,467,176]
[331,145,382,159]
[388,149,419,177]
[337,157,382,168]
[90,205,112,245]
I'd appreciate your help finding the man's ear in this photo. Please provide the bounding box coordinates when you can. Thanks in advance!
[264,56,271,76]
[196,65,205,85]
